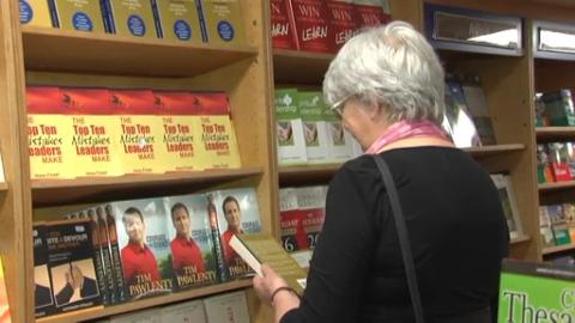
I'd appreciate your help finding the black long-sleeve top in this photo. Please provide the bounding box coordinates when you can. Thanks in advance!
[281,147,509,323]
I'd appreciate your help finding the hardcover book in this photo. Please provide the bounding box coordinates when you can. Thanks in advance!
[229,234,307,294]
[151,0,203,43]
[462,77,497,145]
[45,219,101,313]
[193,93,241,169]
[289,0,335,53]
[353,0,391,28]
[160,299,207,322]
[295,186,327,250]
[102,0,157,38]
[275,89,308,166]
[326,0,359,50]
[50,0,105,32]
[298,91,331,164]
[164,194,219,290]
[33,224,55,318]
[490,174,524,240]
[26,86,75,179]
[111,198,174,300]
[213,187,262,279]
[154,91,202,172]
[279,188,309,252]
[444,81,481,148]
[203,291,250,323]
[111,89,165,174]
[271,0,298,50]
[61,87,123,177]
[196,0,246,46]
[19,0,53,27]
[82,210,111,305]
[205,193,228,283]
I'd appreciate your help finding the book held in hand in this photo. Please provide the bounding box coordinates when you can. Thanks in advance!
[229,233,307,295]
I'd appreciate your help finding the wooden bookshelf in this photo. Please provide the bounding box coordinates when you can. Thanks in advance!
[463,144,526,158]
[31,168,263,206]
[539,181,575,192]
[542,243,575,255]
[0,182,7,192]
[37,280,253,323]
[278,163,341,186]
[22,26,258,77]
[511,235,532,245]
[272,49,334,84]
[536,127,575,140]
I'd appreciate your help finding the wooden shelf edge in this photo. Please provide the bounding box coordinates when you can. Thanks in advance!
[37,280,253,323]
[22,26,258,55]
[278,163,342,176]
[511,235,531,244]
[0,182,7,192]
[272,49,335,61]
[463,144,526,156]
[32,168,263,190]
[538,180,575,191]
[543,243,575,255]
[535,126,575,139]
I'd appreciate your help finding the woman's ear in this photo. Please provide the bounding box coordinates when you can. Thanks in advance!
[368,101,385,121]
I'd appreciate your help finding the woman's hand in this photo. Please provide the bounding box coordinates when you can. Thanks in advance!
[253,264,289,304]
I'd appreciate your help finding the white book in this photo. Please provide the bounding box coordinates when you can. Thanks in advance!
[298,92,332,164]
[161,299,207,322]
[203,291,250,323]
[324,108,354,162]
[109,308,162,323]
[275,89,308,166]
[490,174,524,240]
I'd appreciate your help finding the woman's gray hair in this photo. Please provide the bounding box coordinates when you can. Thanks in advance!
[323,21,445,125]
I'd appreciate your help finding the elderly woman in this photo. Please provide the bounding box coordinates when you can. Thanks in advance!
[253,22,508,323]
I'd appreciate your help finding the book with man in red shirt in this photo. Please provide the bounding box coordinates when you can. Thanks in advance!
[113,198,174,300]
[213,188,262,280]
[165,194,219,290]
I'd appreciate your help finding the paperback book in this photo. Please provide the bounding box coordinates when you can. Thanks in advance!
[33,224,55,318]
[279,188,309,252]
[152,0,203,43]
[50,0,105,32]
[197,0,246,46]
[270,0,298,50]
[102,0,158,39]
[275,89,308,166]
[462,77,497,145]
[353,0,391,28]
[298,91,331,164]
[326,0,359,50]
[289,0,334,53]
[490,174,524,240]
[19,0,53,27]
[444,81,481,148]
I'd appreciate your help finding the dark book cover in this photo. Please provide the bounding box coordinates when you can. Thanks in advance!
[206,193,228,283]
[81,210,109,305]
[102,203,127,303]
[165,195,219,291]
[33,224,55,318]
[45,219,101,314]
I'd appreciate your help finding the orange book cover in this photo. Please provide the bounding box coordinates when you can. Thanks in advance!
[0,258,11,323]
[26,87,75,180]
[61,88,123,177]
[193,93,241,169]
[154,91,202,172]
[111,89,166,174]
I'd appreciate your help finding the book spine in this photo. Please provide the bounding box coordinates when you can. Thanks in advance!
[106,209,127,302]
[102,0,116,33]
[100,0,110,33]
[195,0,209,43]
[98,215,118,304]
[207,194,228,282]
[151,0,164,38]
[89,218,110,305]
[47,0,59,28]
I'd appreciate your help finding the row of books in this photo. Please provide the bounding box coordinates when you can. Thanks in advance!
[33,187,261,318]
[95,290,250,323]
[279,186,327,268]
[271,0,391,53]
[275,89,362,166]
[536,142,575,183]
[539,204,575,248]
[27,86,240,179]
[20,0,245,46]
[535,89,575,127]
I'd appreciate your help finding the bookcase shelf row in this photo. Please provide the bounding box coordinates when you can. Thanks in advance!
[535,127,575,140]
[22,26,258,77]
[538,180,575,192]
[278,144,526,185]
[31,167,263,206]
[542,243,575,256]
[272,49,335,84]
[36,279,253,323]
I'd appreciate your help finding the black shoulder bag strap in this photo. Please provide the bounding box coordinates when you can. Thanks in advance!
[372,155,425,323]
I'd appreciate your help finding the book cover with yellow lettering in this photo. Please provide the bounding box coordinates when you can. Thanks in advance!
[111,198,174,300]
[164,194,219,290]
[193,93,241,169]
[197,0,246,46]
[102,0,158,39]
[61,87,123,178]
[19,0,53,27]
[50,0,105,32]
[154,91,202,172]
[111,89,165,174]
[26,87,75,180]
[152,0,203,43]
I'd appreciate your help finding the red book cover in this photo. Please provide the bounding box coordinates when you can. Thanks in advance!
[548,143,574,181]
[271,0,299,50]
[354,1,391,28]
[289,0,335,53]
[27,87,64,114]
[326,0,359,50]
[279,188,309,252]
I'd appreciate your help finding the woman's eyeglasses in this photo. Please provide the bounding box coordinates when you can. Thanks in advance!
[329,95,352,117]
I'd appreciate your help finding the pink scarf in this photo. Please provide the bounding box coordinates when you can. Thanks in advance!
[365,120,450,155]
